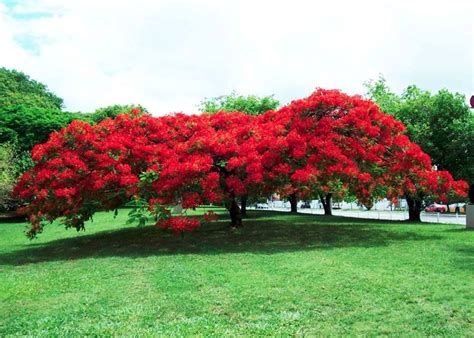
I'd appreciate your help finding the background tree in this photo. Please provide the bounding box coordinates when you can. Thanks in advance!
[0,68,147,152]
[199,92,280,214]
[0,143,17,212]
[0,68,63,110]
[365,76,474,183]
[365,76,474,213]
[0,106,89,152]
[90,104,149,124]
[199,91,279,116]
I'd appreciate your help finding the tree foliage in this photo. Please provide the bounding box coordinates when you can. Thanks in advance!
[0,143,29,212]
[0,68,91,153]
[0,69,146,152]
[0,106,90,152]
[0,143,16,211]
[365,76,474,185]
[0,68,63,110]
[199,91,280,115]
[14,90,467,238]
[89,104,149,124]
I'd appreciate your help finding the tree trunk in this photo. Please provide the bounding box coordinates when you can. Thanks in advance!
[319,193,333,216]
[289,193,297,213]
[240,196,247,216]
[227,197,243,228]
[406,195,422,222]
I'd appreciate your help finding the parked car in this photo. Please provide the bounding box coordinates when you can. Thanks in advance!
[425,203,447,213]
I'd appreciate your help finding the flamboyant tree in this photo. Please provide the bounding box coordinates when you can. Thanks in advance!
[199,91,280,214]
[14,90,468,237]
[254,89,445,217]
[13,109,267,236]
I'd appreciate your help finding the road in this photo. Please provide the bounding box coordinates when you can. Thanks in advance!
[256,206,466,225]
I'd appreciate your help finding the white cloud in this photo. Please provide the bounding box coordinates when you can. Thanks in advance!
[0,0,472,114]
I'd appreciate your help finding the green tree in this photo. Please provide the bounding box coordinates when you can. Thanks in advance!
[365,76,474,204]
[0,68,63,110]
[0,106,90,152]
[0,68,97,151]
[90,104,149,123]
[199,91,279,116]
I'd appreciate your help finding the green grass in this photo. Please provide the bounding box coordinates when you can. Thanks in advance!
[0,209,473,335]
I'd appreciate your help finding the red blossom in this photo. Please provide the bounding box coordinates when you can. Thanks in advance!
[155,216,201,235]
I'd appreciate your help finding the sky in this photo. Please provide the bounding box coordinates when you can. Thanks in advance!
[0,0,472,115]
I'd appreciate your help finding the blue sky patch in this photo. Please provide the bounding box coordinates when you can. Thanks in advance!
[3,0,55,20]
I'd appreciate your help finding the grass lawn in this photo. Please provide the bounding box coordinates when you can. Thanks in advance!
[0,209,473,335]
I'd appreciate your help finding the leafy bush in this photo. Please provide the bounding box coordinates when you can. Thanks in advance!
[0,143,18,212]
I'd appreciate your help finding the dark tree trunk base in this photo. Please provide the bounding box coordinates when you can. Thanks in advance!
[240,196,247,216]
[406,195,422,222]
[289,193,297,213]
[228,198,243,228]
[319,193,333,216]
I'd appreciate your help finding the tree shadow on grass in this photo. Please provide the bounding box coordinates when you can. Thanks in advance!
[0,213,442,266]
[444,228,473,233]
[452,246,474,271]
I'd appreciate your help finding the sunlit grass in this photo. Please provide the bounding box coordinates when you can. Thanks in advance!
[0,208,472,335]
